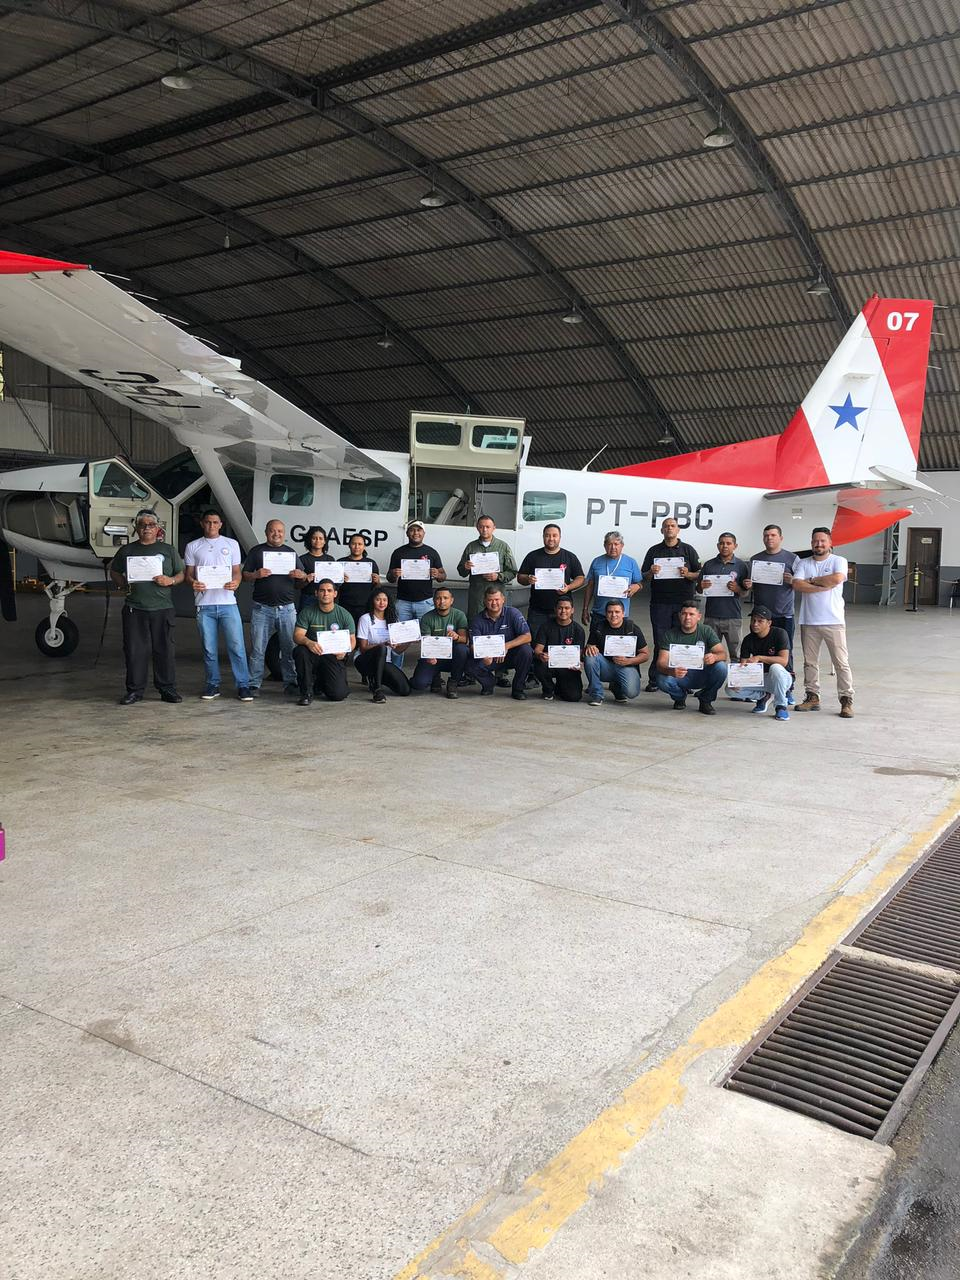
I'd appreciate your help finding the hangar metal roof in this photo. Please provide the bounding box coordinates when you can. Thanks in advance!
[0,0,957,470]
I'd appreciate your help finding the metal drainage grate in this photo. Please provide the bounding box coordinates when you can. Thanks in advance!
[846,827,960,971]
[724,954,960,1140]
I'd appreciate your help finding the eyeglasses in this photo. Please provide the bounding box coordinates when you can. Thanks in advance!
[138,521,159,528]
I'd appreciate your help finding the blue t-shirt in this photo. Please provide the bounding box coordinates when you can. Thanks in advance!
[587,553,643,617]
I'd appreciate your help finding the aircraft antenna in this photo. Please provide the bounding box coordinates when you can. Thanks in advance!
[581,444,608,471]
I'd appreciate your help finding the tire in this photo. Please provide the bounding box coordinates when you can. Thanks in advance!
[35,615,80,657]
[264,632,283,681]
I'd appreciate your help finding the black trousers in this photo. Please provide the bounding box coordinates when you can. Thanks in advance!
[354,646,411,696]
[648,601,680,681]
[533,659,583,701]
[122,605,176,694]
[294,647,350,701]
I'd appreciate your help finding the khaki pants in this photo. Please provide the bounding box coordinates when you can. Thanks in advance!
[801,624,854,699]
[708,616,742,661]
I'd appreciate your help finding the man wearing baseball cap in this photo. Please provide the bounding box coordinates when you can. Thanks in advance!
[734,605,792,721]
[386,520,446,664]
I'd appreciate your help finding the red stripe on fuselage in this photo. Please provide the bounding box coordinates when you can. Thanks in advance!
[606,434,780,487]
[0,250,88,274]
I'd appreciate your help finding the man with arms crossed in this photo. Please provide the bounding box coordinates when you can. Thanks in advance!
[734,605,792,721]
[792,527,854,717]
[583,600,649,707]
[466,586,532,700]
[410,586,470,699]
[699,532,748,660]
[532,596,586,702]
[641,517,701,690]
[292,578,356,706]
[517,524,585,641]
[184,509,253,701]
[656,602,727,715]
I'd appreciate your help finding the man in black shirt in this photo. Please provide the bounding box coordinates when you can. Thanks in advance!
[641,517,701,690]
[532,597,586,702]
[387,519,446,664]
[583,601,649,707]
[242,519,305,695]
[517,524,585,642]
[735,605,792,720]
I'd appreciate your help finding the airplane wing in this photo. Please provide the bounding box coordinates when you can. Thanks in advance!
[0,250,391,481]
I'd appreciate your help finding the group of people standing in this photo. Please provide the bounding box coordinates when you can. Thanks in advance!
[109,509,854,719]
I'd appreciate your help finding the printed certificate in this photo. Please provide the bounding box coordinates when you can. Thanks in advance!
[668,643,704,670]
[472,634,506,658]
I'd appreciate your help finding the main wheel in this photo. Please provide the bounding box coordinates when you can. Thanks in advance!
[35,616,80,657]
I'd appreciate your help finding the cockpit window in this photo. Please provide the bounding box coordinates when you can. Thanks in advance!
[92,461,150,501]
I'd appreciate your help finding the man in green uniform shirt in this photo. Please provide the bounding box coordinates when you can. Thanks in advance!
[656,602,728,715]
[410,586,470,698]
[457,514,517,622]
[110,508,185,705]
[292,578,356,706]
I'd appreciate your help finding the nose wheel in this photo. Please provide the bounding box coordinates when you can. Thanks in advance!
[34,580,82,656]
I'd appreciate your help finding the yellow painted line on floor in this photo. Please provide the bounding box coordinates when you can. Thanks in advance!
[396,790,960,1280]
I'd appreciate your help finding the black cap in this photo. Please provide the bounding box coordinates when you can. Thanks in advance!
[750,604,773,620]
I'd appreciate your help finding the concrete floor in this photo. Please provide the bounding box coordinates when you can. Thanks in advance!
[1,595,959,1279]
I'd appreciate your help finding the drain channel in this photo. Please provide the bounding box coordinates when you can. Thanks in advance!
[723,818,960,1142]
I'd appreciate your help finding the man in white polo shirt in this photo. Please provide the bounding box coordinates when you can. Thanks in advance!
[184,509,253,701]
[792,527,854,718]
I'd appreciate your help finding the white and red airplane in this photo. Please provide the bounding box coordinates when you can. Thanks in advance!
[0,248,937,655]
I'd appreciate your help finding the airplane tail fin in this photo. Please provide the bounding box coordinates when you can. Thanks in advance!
[773,295,933,490]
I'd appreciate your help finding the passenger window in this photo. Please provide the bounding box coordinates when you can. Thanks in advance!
[92,461,150,500]
[340,478,402,511]
[415,421,461,447]
[269,474,314,506]
[522,491,567,520]
[471,424,520,451]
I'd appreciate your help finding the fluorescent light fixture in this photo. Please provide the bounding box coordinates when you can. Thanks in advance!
[419,188,446,208]
[561,305,584,325]
[806,275,831,296]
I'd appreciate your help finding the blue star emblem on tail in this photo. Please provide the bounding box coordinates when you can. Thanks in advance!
[829,393,867,431]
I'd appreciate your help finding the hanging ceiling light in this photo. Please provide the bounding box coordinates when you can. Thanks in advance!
[561,305,584,325]
[806,273,831,296]
[657,431,675,446]
[703,121,734,149]
[419,187,446,208]
[222,229,231,250]
[376,329,395,349]
[161,70,195,90]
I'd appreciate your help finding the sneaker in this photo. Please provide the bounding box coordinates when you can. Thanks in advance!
[672,697,687,710]
[786,691,796,706]
[775,706,790,721]
[372,690,387,704]
[297,694,312,707]
[541,691,555,701]
[644,682,658,693]
[588,697,603,707]
[200,685,220,700]
[753,694,770,715]
[248,686,259,698]
[613,693,627,703]
[159,690,183,704]
[237,687,254,702]
[698,700,716,715]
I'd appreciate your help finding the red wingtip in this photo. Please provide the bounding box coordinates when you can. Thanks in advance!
[0,249,89,274]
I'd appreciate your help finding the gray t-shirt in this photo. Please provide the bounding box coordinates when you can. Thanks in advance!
[749,549,800,617]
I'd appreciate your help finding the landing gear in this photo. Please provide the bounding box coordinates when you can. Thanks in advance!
[34,581,82,656]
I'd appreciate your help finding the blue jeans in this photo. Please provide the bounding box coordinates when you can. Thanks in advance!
[392,597,434,667]
[657,661,728,704]
[196,604,250,690]
[249,601,296,687]
[729,662,792,706]
[584,654,642,701]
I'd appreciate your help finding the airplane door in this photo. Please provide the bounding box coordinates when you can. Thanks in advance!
[86,458,172,556]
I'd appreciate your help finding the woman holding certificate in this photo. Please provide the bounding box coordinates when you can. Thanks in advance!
[338,533,381,626]
[355,590,412,704]
[297,526,336,609]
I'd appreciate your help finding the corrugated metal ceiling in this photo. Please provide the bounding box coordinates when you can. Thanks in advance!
[0,0,956,471]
